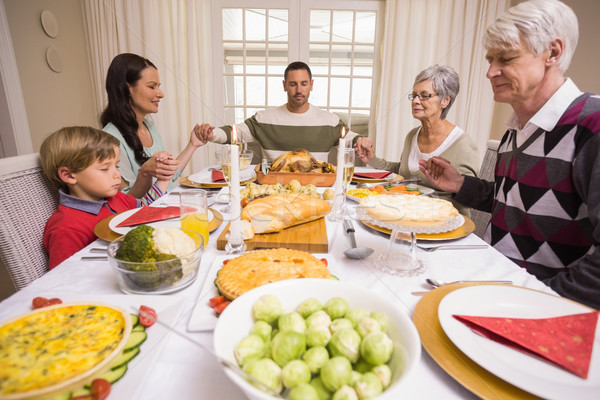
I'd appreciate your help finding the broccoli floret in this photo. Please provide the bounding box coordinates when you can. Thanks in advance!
[116,225,157,262]
[156,253,183,284]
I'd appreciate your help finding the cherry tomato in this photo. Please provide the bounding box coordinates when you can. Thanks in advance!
[320,258,328,266]
[47,298,63,306]
[32,297,49,309]
[209,295,226,308]
[240,197,250,208]
[139,305,157,327]
[90,378,111,400]
[223,259,231,265]
[214,301,231,315]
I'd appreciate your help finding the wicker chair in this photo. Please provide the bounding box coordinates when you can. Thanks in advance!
[0,153,58,291]
[471,140,500,238]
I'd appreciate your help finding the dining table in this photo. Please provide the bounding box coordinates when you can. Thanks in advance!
[0,170,559,400]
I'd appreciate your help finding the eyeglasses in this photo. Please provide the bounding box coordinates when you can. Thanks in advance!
[408,93,438,101]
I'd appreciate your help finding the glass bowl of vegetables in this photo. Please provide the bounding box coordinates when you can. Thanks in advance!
[107,225,204,295]
[213,278,421,400]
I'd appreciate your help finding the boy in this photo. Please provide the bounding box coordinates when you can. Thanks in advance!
[41,126,141,269]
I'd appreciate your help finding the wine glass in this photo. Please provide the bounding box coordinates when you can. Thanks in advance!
[328,148,355,221]
[219,147,253,213]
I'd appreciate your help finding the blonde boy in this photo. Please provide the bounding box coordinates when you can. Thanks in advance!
[41,126,140,268]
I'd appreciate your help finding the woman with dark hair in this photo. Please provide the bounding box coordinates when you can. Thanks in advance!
[101,53,205,201]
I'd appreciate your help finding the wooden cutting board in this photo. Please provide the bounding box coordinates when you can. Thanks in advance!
[217,218,328,253]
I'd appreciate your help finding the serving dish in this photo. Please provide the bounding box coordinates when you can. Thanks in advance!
[346,184,434,202]
[254,165,336,187]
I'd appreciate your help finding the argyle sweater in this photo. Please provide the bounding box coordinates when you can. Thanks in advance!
[455,93,600,309]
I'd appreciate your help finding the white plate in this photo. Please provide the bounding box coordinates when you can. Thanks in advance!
[188,166,254,185]
[109,207,214,236]
[187,254,337,332]
[438,285,600,400]
[347,184,434,202]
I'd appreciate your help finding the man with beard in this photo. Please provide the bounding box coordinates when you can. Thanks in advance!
[198,61,362,162]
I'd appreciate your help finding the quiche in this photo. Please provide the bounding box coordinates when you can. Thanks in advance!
[216,248,331,300]
[359,194,459,229]
[0,303,131,399]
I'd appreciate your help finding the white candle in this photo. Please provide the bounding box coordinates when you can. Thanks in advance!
[333,128,347,209]
[230,126,242,240]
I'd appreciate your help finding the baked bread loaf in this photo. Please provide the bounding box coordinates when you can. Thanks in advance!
[216,248,331,299]
[241,193,331,234]
[360,194,459,228]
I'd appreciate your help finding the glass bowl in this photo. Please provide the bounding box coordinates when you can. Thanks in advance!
[107,229,204,294]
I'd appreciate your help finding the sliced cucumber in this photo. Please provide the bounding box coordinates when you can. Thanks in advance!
[70,388,90,397]
[111,346,140,370]
[130,313,140,328]
[84,365,127,389]
[48,392,72,400]
[132,324,146,333]
[329,274,339,280]
[124,330,147,353]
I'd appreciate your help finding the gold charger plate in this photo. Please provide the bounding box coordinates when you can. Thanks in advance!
[351,172,399,184]
[94,208,223,242]
[359,216,475,240]
[413,283,542,400]
[179,175,255,189]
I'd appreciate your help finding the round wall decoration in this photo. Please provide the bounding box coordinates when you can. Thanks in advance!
[41,10,59,38]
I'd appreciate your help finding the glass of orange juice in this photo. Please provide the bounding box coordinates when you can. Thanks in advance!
[180,190,209,248]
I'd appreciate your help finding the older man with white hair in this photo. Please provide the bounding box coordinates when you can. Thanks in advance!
[419,0,600,309]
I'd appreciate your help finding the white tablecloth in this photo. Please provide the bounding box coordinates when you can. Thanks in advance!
[0,186,556,400]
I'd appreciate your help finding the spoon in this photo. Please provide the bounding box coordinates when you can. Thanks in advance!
[425,278,512,288]
[343,219,374,259]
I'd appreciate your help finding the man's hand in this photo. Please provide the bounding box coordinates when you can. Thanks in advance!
[354,137,375,164]
[418,156,465,193]
[195,123,215,144]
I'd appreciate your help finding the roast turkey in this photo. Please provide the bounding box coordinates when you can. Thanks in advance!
[270,149,334,173]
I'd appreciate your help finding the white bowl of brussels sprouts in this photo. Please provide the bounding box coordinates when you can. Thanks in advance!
[213,278,421,400]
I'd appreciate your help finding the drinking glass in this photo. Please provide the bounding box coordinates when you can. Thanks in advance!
[180,190,209,248]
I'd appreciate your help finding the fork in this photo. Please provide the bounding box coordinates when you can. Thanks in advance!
[416,244,488,252]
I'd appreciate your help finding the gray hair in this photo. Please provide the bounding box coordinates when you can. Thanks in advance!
[484,0,578,73]
[414,65,459,120]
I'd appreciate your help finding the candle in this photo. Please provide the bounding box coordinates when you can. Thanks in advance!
[333,128,347,210]
[229,126,242,241]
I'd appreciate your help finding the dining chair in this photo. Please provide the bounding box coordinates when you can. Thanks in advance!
[471,139,500,238]
[0,153,58,291]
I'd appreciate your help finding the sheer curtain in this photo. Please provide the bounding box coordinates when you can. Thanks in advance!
[82,0,215,173]
[373,0,508,166]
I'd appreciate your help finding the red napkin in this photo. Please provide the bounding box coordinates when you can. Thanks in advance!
[352,171,392,179]
[116,206,181,227]
[212,169,225,182]
[454,311,599,378]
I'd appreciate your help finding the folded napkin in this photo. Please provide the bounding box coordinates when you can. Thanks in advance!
[212,169,225,183]
[116,206,181,227]
[352,171,393,179]
[454,311,599,378]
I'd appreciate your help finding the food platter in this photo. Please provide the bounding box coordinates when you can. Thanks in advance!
[94,208,223,242]
[346,184,434,202]
[254,166,336,186]
[359,215,475,240]
[413,283,542,400]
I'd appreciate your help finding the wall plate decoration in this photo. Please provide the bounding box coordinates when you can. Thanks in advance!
[41,10,59,38]
[46,47,63,73]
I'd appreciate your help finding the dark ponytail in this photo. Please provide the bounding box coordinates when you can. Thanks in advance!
[100,53,157,166]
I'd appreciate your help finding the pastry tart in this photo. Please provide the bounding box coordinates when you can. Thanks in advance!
[216,248,331,300]
[0,303,131,399]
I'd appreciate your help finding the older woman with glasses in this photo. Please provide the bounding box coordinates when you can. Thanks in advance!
[354,64,478,216]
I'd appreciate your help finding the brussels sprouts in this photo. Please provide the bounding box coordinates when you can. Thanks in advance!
[252,294,283,323]
[369,311,389,333]
[329,318,353,334]
[282,360,312,389]
[234,334,265,367]
[359,331,394,366]
[355,317,381,338]
[244,358,283,393]
[328,328,361,363]
[354,372,382,399]
[279,311,307,333]
[297,297,323,319]
[320,357,352,392]
[371,364,392,389]
[250,320,272,342]
[345,308,369,328]
[306,310,332,329]
[303,346,330,374]
[271,330,307,367]
[311,377,333,400]
[306,325,332,347]
[352,359,372,374]
[289,382,320,400]
[332,385,359,400]
[348,370,362,387]
[323,297,349,320]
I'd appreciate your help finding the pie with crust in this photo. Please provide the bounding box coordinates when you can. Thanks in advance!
[0,303,131,399]
[216,248,331,300]
[359,194,459,228]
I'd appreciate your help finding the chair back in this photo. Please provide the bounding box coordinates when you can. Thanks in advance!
[0,153,58,290]
[471,140,499,238]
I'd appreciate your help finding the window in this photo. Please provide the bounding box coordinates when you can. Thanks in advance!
[212,0,384,133]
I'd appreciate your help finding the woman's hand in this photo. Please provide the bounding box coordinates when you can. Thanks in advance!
[140,151,179,180]
[190,123,213,147]
[418,156,464,193]
[354,137,375,163]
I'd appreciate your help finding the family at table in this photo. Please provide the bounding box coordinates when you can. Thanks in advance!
[39,0,599,313]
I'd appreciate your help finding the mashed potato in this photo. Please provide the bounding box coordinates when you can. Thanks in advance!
[152,228,196,259]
